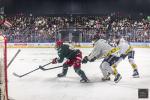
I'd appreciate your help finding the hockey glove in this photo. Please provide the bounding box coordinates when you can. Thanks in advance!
[82,56,89,64]
[120,54,127,59]
[90,57,97,62]
[52,58,58,64]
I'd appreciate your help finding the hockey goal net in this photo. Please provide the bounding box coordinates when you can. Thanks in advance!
[0,35,8,100]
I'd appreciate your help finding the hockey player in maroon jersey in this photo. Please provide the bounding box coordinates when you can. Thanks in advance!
[51,40,89,83]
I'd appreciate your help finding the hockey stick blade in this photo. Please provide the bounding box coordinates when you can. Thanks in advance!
[13,72,24,78]
[12,62,53,78]
[39,65,63,71]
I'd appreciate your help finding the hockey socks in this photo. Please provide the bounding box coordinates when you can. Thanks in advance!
[131,63,137,69]
[74,68,89,83]
[112,64,118,76]
[131,64,139,78]
[57,65,68,77]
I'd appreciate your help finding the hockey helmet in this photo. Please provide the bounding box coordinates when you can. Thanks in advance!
[119,37,125,43]
[92,34,100,42]
[115,35,124,45]
[55,40,63,48]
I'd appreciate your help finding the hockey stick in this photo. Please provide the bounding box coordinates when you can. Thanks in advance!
[39,65,63,71]
[13,62,52,78]
[8,49,21,68]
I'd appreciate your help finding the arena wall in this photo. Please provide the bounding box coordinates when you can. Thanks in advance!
[4,42,150,48]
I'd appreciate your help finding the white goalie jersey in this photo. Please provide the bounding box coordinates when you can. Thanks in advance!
[87,39,115,60]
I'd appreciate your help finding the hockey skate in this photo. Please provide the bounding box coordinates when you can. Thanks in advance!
[57,73,66,77]
[114,73,122,83]
[132,69,139,78]
[80,78,90,83]
[57,66,68,77]
[101,77,111,81]
[101,73,111,81]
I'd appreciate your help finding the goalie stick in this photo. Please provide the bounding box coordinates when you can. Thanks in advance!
[13,62,52,78]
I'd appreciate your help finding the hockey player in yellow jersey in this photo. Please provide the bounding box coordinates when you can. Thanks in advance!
[113,36,139,78]
[82,35,122,83]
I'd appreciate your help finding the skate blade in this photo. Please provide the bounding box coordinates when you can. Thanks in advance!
[80,80,90,83]
[133,75,140,78]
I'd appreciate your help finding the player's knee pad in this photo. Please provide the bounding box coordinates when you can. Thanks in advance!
[101,61,114,74]
[100,62,110,70]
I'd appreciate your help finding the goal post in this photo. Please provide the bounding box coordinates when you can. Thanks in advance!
[0,35,8,100]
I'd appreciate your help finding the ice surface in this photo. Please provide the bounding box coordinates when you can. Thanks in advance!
[7,48,150,100]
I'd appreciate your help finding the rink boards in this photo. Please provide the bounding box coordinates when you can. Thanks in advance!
[4,42,150,48]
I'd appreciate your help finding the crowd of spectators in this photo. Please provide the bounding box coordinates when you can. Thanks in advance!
[1,13,150,43]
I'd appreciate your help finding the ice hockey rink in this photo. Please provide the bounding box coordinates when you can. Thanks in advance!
[7,48,150,100]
